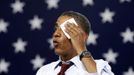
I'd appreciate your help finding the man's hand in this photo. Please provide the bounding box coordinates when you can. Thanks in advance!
[65,22,87,54]
[65,22,97,73]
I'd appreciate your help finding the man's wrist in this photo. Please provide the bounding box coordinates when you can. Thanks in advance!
[80,50,92,60]
[76,46,87,54]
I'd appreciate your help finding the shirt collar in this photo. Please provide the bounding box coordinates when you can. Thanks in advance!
[54,55,83,69]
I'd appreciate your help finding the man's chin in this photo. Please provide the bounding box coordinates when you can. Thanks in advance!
[54,49,64,55]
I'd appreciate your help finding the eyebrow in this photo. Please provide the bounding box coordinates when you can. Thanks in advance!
[54,23,59,30]
[55,23,59,28]
[55,23,58,27]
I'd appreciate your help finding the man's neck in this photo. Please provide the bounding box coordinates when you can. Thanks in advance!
[60,52,77,61]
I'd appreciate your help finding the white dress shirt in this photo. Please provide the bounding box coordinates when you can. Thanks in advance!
[36,56,114,75]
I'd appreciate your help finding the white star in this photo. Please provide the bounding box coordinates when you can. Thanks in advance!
[100,8,115,23]
[29,15,43,30]
[120,27,134,43]
[0,59,10,73]
[120,0,131,3]
[0,19,9,33]
[47,38,54,49]
[45,0,60,9]
[31,55,45,70]
[10,0,25,14]
[103,48,119,64]
[12,38,27,53]
[123,67,134,75]
[87,31,99,45]
[82,0,94,6]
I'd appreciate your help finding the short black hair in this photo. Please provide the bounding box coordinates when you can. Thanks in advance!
[60,11,91,34]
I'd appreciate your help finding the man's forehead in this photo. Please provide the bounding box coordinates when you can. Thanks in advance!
[56,16,72,26]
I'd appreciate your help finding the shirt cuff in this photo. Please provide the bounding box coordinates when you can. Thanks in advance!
[96,59,114,75]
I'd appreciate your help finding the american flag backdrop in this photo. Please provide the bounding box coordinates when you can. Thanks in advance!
[0,0,134,75]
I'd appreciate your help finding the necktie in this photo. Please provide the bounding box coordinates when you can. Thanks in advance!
[58,63,72,75]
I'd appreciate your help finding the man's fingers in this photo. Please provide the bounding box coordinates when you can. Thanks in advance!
[65,23,78,38]
[65,22,79,33]
[64,22,85,39]
[65,26,74,37]
[68,22,84,34]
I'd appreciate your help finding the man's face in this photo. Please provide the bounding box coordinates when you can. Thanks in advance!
[53,16,75,56]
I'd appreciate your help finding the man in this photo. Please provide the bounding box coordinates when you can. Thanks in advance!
[36,11,114,75]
